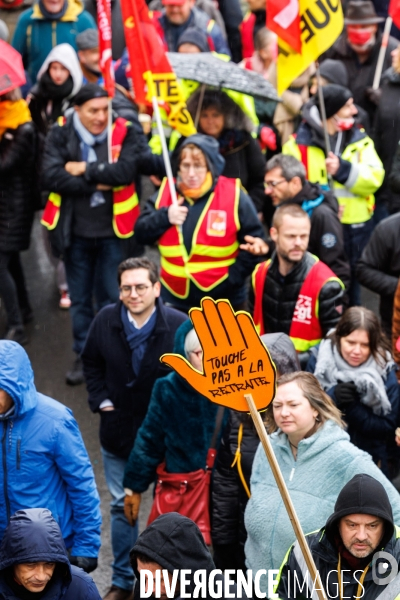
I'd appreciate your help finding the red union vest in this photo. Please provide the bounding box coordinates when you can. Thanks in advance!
[156,176,241,299]
[41,117,139,239]
[240,12,256,59]
[252,256,342,352]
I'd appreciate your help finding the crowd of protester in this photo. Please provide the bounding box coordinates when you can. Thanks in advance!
[2,0,400,599]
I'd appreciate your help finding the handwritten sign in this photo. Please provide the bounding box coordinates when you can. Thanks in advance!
[161,298,277,412]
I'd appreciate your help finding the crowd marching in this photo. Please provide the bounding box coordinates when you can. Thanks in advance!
[2,0,400,598]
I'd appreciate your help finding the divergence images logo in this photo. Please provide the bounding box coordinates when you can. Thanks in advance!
[372,551,398,585]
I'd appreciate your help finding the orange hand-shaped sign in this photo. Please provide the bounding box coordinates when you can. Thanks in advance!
[161,298,277,412]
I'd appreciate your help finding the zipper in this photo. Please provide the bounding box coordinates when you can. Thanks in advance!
[2,422,10,522]
[289,467,295,481]
[16,438,21,470]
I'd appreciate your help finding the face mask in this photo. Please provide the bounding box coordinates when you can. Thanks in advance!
[347,27,373,46]
[334,116,355,131]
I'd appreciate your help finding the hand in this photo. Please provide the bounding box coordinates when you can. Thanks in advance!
[124,492,141,526]
[325,152,340,176]
[150,175,162,187]
[335,381,358,407]
[96,184,112,191]
[365,87,382,106]
[69,556,98,573]
[168,197,188,225]
[396,428,400,447]
[161,298,276,412]
[65,161,86,176]
[240,235,269,256]
[100,406,115,411]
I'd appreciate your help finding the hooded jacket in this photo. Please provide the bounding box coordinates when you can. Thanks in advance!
[81,298,187,459]
[283,100,384,225]
[131,513,217,600]
[134,134,265,311]
[244,420,400,591]
[123,320,227,492]
[277,181,351,289]
[28,43,83,135]
[212,334,299,571]
[0,508,101,599]
[12,0,96,82]
[0,341,101,557]
[275,474,400,600]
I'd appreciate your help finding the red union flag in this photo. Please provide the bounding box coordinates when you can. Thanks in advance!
[267,0,302,53]
[97,0,114,97]
[389,0,400,29]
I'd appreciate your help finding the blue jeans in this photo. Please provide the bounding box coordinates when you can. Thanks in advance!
[101,447,138,592]
[342,219,374,307]
[64,237,122,354]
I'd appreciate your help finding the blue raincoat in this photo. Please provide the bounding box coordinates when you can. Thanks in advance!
[0,341,101,557]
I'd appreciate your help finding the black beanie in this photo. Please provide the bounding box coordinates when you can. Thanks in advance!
[317,84,353,119]
[73,83,108,106]
[177,27,210,53]
[319,60,349,88]
[325,474,394,545]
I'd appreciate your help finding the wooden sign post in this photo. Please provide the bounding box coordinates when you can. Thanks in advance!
[161,297,326,600]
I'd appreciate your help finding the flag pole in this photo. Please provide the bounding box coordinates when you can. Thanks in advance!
[373,16,392,89]
[152,96,178,206]
[108,97,113,163]
[316,66,333,189]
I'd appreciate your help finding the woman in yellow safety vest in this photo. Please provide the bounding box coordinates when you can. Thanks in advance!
[283,84,384,307]
[133,133,266,312]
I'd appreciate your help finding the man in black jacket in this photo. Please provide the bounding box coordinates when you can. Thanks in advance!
[41,84,139,385]
[275,474,400,600]
[249,204,344,367]
[81,257,187,600]
[356,213,400,337]
[262,154,351,291]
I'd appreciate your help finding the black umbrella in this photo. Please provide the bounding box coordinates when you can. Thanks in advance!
[167,52,280,102]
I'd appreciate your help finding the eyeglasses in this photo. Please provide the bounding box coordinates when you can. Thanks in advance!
[264,179,287,190]
[179,163,207,173]
[120,284,152,297]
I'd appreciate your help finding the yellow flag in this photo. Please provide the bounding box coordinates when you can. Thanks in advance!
[144,71,197,138]
[277,0,344,96]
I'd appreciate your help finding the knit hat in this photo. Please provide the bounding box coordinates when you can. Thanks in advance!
[177,27,210,53]
[319,60,349,88]
[76,28,99,51]
[73,83,108,105]
[316,84,353,119]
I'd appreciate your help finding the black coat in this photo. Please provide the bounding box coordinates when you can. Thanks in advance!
[211,412,259,572]
[249,252,344,339]
[84,0,125,59]
[373,68,400,213]
[81,298,187,458]
[356,213,400,335]
[41,113,139,257]
[0,122,36,253]
[278,182,351,289]
[324,31,398,125]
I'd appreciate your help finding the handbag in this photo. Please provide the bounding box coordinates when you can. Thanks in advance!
[146,406,225,545]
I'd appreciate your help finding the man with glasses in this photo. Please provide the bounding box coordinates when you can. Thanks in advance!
[247,154,350,291]
[81,257,187,600]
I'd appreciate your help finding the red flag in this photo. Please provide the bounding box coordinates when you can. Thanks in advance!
[267,0,302,54]
[389,0,400,29]
[97,0,114,97]
[121,0,196,136]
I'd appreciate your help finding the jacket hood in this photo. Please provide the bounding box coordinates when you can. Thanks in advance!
[32,0,85,21]
[0,341,37,418]
[179,134,225,178]
[37,43,83,95]
[325,474,395,545]
[0,508,71,578]
[288,181,339,214]
[130,513,215,585]
[260,333,299,374]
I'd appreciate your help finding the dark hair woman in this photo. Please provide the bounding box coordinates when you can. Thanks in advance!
[183,89,267,214]
[307,307,399,475]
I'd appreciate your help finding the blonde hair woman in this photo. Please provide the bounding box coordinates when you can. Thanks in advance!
[244,372,400,595]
